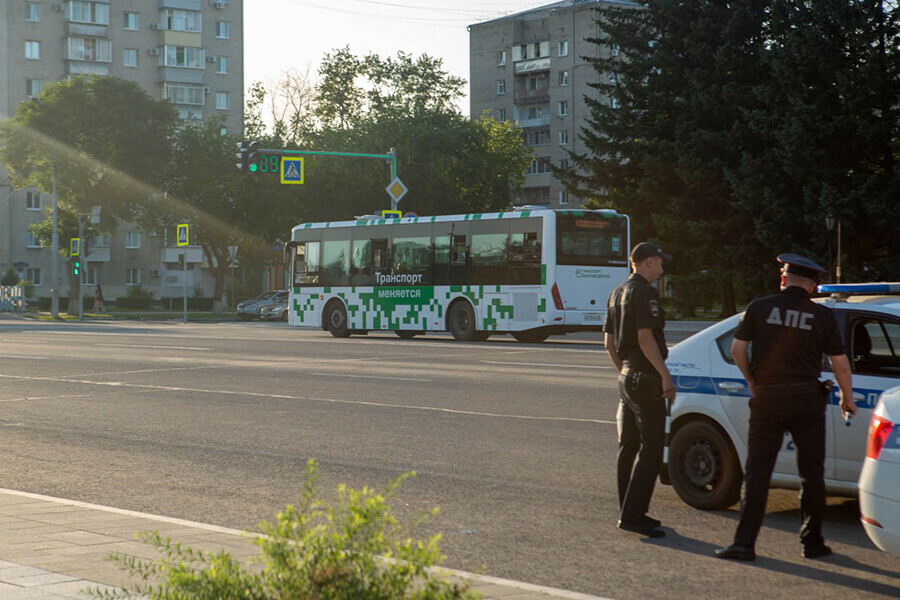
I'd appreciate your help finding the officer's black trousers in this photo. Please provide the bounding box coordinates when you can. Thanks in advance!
[616,368,666,524]
[734,391,827,548]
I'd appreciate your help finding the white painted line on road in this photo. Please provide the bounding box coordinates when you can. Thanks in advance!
[0,354,48,360]
[483,361,612,370]
[94,343,213,351]
[0,373,616,425]
[311,373,432,382]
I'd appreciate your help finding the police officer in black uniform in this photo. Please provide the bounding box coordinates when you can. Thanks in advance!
[715,254,856,561]
[604,242,675,538]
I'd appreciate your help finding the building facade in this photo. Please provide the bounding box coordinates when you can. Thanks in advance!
[469,0,635,208]
[0,0,243,304]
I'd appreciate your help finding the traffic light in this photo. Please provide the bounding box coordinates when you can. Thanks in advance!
[73,260,81,277]
[248,141,260,173]
[235,140,250,173]
[82,235,91,258]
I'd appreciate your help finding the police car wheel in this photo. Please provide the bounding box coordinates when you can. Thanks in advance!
[669,420,742,510]
[325,301,350,338]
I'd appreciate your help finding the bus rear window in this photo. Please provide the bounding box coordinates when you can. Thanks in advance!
[556,214,627,266]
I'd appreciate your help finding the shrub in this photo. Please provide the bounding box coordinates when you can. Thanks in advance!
[168,297,214,311]
[116,286,156,310]
[90,460,478,600]
[0,267,19,286]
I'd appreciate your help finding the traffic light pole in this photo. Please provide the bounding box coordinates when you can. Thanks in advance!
[77,217,84,320]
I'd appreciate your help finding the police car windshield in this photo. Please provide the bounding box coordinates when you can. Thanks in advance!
[556,214,628,267]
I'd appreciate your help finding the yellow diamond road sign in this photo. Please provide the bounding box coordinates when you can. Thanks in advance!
[385,177,408,203]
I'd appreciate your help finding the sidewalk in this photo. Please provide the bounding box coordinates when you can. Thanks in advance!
[0,488,610,600]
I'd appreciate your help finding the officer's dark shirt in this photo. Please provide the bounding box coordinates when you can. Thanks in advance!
[604,273,667,373]
[734,286,844,387]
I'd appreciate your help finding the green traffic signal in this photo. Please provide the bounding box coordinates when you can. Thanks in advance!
[250,163,258,172]
[73,261,81,276]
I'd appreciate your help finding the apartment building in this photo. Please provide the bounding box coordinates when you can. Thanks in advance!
[469,0,636,208]
[0,0,243,303]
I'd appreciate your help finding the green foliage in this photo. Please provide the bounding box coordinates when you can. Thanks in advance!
[562,1,900,312]
[90,460,478,600]
[115,286,155,310]
[0,267,19,286]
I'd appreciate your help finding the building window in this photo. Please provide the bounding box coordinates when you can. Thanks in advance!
[81,268,97,285]
[70,1,109,25]
[611,97,620,109]
[558,101,569,117]
[525,130,550,146]
[26,191,42,210]
[216,92,229,110]
[610,44,620,57]
[123,12,138,30]
[214,21,230,39]
[164,45,205,68]
[126,268,141,286]
[26,268,42,286]
[164,9,202,32]
[559,71,569,86]
[123,48,138,67]
[497,108,506,123]
[497,80,506,95]
[26,79,44,97]
[558,40,569,57]
[94,232,111,247]
[609,71,618,85]
[526,158,552,175]
[559,130,569,145]
[25,2,41,22]
[25,41,40,60]
[558,190,569,205]
[67,37,112,62]
[125,232,141,249]
[164,84,204,105]
[497,51,506,66]
[26,231,42,248]
[559,158,570,170]
[215,55,229,74]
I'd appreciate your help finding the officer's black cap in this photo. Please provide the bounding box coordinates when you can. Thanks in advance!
[631,242,672,263]
[777,253,825,280]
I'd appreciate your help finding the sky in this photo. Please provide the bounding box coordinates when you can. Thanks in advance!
[243,0,555,113]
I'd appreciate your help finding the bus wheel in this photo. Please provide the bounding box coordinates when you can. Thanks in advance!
[325,301,350,338]
[448,302,482,341]
[669,420,741,510]
[396,330,420,339]
[513,331,549,343]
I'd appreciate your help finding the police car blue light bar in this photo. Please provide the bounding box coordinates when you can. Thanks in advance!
[817,283,900,294]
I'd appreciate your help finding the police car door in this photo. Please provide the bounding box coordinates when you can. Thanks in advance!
[711,328,836,481]
[834,314,900,482]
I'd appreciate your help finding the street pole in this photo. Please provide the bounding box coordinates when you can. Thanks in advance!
[183,250,187,325]
[50,172,59,318]
[836,219,842,283]
[77,217,84,320]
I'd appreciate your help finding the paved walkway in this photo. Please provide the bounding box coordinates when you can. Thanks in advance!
[0,488,610,600]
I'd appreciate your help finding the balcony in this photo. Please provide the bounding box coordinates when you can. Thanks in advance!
[517,115,550,129]
[514,88,550,105]
[514,57,551,75]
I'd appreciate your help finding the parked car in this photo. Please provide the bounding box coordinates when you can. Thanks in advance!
[663,282,900,509]
[859,385,900,556]
[236,290,287,321]
[260,299,289,322]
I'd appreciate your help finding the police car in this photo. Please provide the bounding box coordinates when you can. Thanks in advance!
[859,385,900,556]
[662,282,900,509]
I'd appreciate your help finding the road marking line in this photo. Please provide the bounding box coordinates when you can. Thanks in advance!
[0,374,614,425]
[483,361,611,370]
[0,355,48,360]
[94,343,213,351]
[311,373,432,382]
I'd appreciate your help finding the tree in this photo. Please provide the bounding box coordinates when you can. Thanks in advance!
[132,118,288,314]
[0,75,177,313]
[246,48,530,223]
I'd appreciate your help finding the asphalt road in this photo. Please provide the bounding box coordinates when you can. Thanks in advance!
[0,319,896,599]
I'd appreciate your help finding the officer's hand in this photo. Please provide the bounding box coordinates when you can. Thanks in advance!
[840,394,858,417]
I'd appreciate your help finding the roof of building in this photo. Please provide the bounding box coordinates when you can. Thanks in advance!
[468,0,640,29]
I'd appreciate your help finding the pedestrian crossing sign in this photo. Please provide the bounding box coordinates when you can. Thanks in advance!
[176,223,189,247]
[281,157,304,185]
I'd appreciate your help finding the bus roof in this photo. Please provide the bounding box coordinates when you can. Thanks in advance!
[291,208,625,235]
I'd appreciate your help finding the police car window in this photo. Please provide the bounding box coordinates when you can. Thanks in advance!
[851,318,900,377]
[717,330,751,364]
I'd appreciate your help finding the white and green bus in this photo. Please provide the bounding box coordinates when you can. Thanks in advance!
[284,208,630,342]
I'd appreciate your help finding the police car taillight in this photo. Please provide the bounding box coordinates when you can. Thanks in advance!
[867,415,894,460]
[551,283,564,310]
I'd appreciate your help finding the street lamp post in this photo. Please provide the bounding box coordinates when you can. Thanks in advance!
[825,215,835,283]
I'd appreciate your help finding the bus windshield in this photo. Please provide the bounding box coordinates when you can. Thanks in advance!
[556,214,628,267]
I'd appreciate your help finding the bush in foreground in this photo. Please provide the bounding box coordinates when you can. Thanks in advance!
[89,460,478,600]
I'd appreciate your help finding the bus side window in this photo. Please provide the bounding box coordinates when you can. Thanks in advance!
[373,239,389,272]
[297,241,321,286]
[451,235,467,264]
